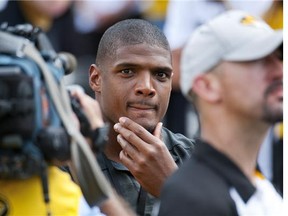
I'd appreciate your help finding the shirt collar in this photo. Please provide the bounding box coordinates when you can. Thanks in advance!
[194,139,256,203]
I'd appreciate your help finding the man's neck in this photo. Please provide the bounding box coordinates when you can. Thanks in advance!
[201,113,270,181]
[103,128,123,163]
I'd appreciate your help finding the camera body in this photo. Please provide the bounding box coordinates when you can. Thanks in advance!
[0,24,70,179]
[0,24,112,207]
[0,23,112,208]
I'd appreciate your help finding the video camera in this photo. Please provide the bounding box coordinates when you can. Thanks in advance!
[0,23,112,208]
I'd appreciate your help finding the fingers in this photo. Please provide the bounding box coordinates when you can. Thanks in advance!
[114,117,178,196]
[117,134,138,158]
[153,122,163,138]
[114,125,148,155]
[69,86,85,99]
[119,150,134,168]
[118,134,136,172]
[71,91,104,130]
[114,123,146,161]
[114,117,165,163]
[114,117,162,149]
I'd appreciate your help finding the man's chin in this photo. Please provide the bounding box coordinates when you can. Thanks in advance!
[262,108,283,124]
[135,119,156,133]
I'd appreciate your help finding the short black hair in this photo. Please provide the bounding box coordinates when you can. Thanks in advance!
[96,19,171,67]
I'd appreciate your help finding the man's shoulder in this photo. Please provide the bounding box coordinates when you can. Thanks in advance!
[159,157,237,216]
[162,127,195,164]
[166,155,226,187]
[162,127,195,148]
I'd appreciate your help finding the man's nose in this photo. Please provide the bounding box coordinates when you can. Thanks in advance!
[135,73,156,97]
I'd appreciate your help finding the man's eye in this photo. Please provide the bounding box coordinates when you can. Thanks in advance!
[156,72,169,79]
[158,72,166,78]
[121,69,133,75]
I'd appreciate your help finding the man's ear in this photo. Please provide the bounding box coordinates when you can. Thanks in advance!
[89,64,101,92]
[192,73,222,103]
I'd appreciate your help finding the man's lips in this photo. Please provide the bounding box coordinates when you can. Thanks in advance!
[127,102,157,110]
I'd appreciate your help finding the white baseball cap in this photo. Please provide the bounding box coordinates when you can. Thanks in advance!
[180,10,283,98]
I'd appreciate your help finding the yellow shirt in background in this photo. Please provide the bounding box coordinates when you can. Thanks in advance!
[0,166,81,216]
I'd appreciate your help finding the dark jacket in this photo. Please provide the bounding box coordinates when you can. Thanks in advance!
[158,139,258,216]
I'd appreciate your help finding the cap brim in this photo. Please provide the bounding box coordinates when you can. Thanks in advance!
[224,30,283,61]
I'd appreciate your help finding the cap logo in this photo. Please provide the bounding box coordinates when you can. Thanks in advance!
[241,15,258,25]
[240,15,270,30]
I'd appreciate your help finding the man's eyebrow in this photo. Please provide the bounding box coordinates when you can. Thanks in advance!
[115,63,173,73]
[153,66,173,73]
[115,63,138,68]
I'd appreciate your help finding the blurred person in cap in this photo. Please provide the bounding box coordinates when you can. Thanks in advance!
[158,10,283,216]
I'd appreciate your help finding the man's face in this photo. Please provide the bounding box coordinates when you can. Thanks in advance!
[90,44,173,132]
[217,51,283,124]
